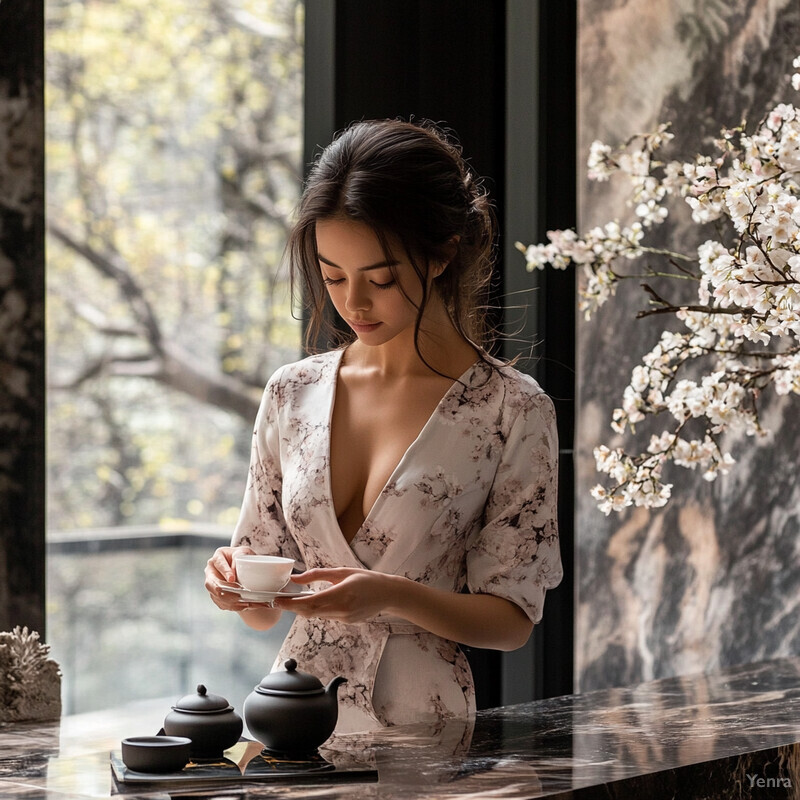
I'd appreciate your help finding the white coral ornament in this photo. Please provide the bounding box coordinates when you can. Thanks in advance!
[0,626,62,723]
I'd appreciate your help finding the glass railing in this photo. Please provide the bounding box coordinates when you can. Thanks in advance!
[46,526,291,717]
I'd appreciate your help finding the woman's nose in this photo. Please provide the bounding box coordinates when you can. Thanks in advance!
[345,280,371,312]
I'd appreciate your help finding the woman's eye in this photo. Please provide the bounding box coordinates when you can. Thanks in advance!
[322,277,344,286]
[371,280,396,290]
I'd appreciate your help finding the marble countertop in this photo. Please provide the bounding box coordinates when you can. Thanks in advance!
[1,657,799,799]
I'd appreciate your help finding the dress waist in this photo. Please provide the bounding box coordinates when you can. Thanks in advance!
[279,615,473,732]
[362,615,428,635]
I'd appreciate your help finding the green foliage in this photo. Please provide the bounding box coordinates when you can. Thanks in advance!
[45,0,304,530]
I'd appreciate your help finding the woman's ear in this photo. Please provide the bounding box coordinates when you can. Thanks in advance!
[434,236,461,278]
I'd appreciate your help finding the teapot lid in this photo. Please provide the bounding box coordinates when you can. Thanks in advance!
[172,684,234,714]
[255,659,324,696]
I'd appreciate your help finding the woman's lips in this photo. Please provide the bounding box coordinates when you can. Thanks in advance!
[348,320,382,334]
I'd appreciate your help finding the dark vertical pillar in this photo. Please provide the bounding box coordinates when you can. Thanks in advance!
[531,0,577,701]
[502,0,576,703]
[502,0,541,704]
[0,0,47,636]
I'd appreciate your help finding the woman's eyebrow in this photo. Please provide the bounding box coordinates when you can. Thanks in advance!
[318,253,398,271]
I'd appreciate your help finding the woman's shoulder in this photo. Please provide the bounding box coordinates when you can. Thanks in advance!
[483,362,557,444]
[266,349,342,389]
[259,350,342,414]
[475,356,549,406]
[445,356,553,433]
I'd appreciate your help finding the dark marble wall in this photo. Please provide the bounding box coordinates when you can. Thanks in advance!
[0,2,46,634]
[576,0,800,690]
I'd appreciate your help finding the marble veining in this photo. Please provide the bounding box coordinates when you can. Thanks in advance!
[0,657,798,798]
[576,0,800,692]
[0,1,46,635]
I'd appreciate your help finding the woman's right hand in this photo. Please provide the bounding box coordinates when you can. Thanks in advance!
[205,545,283,630]
[204,545,255,611]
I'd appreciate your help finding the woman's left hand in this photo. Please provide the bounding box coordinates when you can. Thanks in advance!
[275,567,533,650]
[273,567,400,623]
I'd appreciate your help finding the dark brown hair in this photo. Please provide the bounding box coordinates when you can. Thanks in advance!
[288,119,497,368]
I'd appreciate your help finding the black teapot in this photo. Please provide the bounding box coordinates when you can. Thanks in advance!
[244,659,347,754]
[163,684,243,758]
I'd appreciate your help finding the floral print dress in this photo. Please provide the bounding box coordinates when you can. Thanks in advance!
[231,348,562,732]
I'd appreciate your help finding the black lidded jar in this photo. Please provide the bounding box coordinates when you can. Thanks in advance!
[163,684,243,758]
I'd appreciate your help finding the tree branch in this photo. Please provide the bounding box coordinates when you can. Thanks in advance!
[211,0,292,40]
[48,222,262,421]
[52,345,261,422]
[219,174,292,233]
[67,299,141,338]
[48,222,165,354]
[158,342,261,421]
[638,283,756,318]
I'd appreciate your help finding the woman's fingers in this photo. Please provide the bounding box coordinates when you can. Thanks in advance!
[206,549,230,581]
[290,567,356,585]
[211,553,234,582]
[211,594,250,612]
[207,545,255,581]
[274,594,332,619]
[205,545,256,606]
[206,579,242,609]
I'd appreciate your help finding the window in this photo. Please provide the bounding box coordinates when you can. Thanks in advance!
[45,0,304,714]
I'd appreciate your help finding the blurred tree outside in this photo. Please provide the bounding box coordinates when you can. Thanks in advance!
[46,0,304,532]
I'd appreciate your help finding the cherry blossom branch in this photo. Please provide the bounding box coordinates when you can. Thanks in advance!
[516,54,800,513]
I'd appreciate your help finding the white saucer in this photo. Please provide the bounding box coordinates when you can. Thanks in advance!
[218,581,314,603]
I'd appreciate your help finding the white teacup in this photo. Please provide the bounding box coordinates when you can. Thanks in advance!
[234,555,294,593]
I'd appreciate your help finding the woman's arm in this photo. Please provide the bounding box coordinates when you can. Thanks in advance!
[386,575,533,651]
[275,568,533,651]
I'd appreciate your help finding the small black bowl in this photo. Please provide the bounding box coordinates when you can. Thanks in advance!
[121,735,192,773]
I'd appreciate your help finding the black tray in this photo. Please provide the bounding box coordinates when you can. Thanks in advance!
[111,739,377,787]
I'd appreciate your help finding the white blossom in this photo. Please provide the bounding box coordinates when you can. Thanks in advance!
[587,140,614,180]
[517,53,800,511]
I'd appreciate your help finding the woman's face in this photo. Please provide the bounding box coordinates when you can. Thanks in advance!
[315,217,430,346]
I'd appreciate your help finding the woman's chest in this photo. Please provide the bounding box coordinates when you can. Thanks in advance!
[329,376,452,542]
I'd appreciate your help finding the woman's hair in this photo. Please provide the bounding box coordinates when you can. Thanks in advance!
[287,119,497,368]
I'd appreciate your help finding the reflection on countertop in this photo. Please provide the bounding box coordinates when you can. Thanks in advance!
[1,656,799,798]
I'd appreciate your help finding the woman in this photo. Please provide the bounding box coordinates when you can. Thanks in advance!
[205,119,562,732]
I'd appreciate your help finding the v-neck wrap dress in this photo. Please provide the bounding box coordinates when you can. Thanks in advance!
[231,349,562,732]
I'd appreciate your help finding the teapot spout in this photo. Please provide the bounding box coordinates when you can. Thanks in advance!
[325,676,347,698]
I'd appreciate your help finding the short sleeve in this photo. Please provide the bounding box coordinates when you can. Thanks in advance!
[466,390,562,624]
[231,369,304,566]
